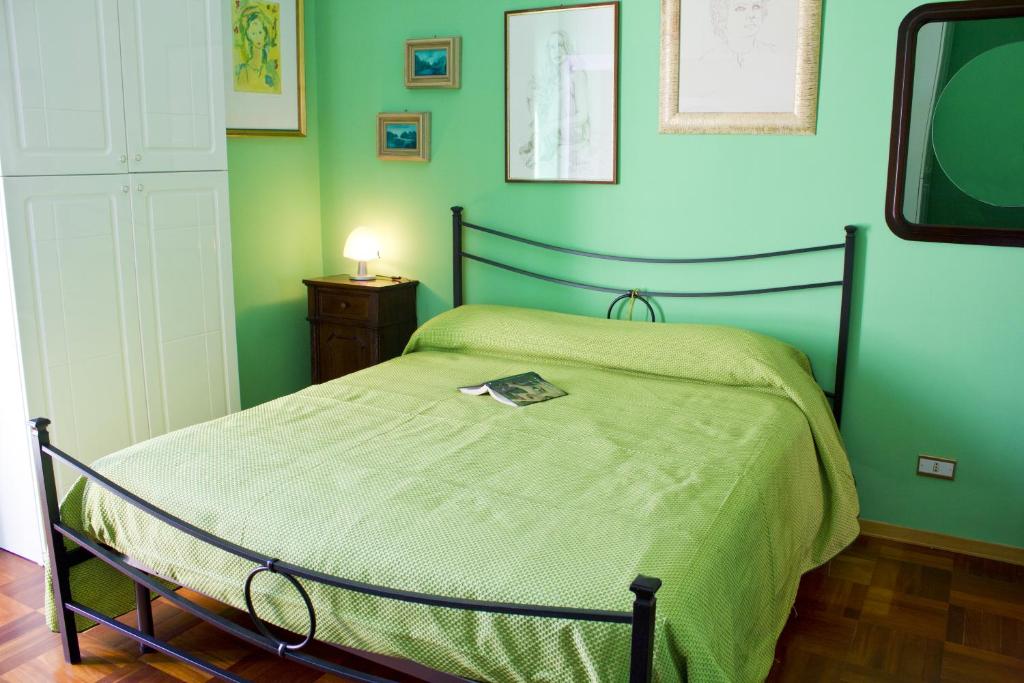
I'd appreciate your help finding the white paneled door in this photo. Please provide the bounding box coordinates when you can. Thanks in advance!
[3,175,151,494]
[0,181,42,562]
[118,0,227,173]
[131,172,239,436]
[0,0,129,176]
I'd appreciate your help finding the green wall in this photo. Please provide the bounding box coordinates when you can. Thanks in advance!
[228,0,321,408]
[287,0,1023,548]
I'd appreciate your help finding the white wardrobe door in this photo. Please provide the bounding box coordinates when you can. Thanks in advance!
[132,171,238,437]
[0,181,42,562]
[118,0,227,174]
[0,0,129,177]
[4,175,149,493]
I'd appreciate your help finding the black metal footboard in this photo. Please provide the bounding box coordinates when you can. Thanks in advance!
[31,418,666,683]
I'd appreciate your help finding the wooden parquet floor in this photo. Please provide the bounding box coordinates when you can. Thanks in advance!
[1,535,1022,682]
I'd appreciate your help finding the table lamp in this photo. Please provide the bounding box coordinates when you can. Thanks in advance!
[343,226,381,281]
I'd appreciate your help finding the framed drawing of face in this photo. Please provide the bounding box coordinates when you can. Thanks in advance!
[660,0,822,135]
[226,0,307,136]
[505,2,620,184]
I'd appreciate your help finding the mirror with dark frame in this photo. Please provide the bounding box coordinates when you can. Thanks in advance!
[886,0,1024,247]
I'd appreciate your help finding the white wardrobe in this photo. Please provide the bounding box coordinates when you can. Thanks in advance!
[0,0,239,563]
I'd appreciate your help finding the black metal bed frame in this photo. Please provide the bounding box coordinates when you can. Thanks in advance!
[33,420,663,682]
[35,206,856,683]
[451,206,858,425]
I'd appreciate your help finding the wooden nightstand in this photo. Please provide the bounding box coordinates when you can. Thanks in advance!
[303,276,418,383]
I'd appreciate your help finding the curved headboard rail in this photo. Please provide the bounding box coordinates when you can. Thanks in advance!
[450,206,858,426]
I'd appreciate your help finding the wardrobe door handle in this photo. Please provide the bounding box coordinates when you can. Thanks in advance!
[119,154,128,163]
[121,185,130,193]
[136,184,144,192]
[134,154,143,162]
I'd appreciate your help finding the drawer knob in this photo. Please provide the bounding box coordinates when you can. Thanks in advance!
[339,302,349,309]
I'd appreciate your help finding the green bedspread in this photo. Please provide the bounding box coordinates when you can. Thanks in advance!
[48,304,859,682]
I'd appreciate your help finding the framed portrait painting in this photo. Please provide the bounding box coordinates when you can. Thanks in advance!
[660,0,822,135]
[225,0,307,136]
[506,3,620,184]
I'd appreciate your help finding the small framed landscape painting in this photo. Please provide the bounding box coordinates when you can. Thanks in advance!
[659,0,822,135]
[226,0,307,136]
[377,113,431,162]
[405,37,461,89]
[505,3,620,184]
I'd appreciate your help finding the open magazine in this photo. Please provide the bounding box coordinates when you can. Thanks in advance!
[459,371,567,407]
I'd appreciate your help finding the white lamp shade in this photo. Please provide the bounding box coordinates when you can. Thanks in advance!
[343,227,381,262]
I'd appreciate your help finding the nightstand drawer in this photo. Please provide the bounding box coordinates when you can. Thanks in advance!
[316,289,373,322]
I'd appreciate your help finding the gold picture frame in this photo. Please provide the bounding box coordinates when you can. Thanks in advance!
[405,37,461,89]
[377,113,431,162]
[659,0,822,135]
[227,0,307,137]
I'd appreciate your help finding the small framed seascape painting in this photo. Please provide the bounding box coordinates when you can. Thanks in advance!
[225,0,307,136]
[506,3,620,184]
[377,113,431,162]
[405,37,461,89]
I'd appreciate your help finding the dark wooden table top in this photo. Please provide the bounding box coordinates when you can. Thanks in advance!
[302,275,418,290]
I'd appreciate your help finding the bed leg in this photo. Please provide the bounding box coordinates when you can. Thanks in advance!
[134,580,155,654]
[452,205,464,308]
[832,225,857,429]
[628,575,662,683]
[30,418,81,664]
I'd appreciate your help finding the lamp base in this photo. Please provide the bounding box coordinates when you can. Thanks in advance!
[349,261,374,281]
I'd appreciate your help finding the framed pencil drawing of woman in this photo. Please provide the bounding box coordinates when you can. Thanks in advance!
[506,3,620,184]
[225,0,307,136]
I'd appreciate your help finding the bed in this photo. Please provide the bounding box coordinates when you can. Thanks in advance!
[37,209,861,683]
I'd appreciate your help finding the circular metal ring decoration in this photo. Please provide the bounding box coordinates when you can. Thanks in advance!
[606,291,657,323]
[243,560,317,655]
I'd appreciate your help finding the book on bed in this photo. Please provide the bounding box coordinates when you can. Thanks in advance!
[459,371,567,407]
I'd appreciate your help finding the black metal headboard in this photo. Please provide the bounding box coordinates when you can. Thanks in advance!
[450,206,857,427]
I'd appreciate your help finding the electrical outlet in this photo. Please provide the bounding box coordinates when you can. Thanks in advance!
[917,455,956,480]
